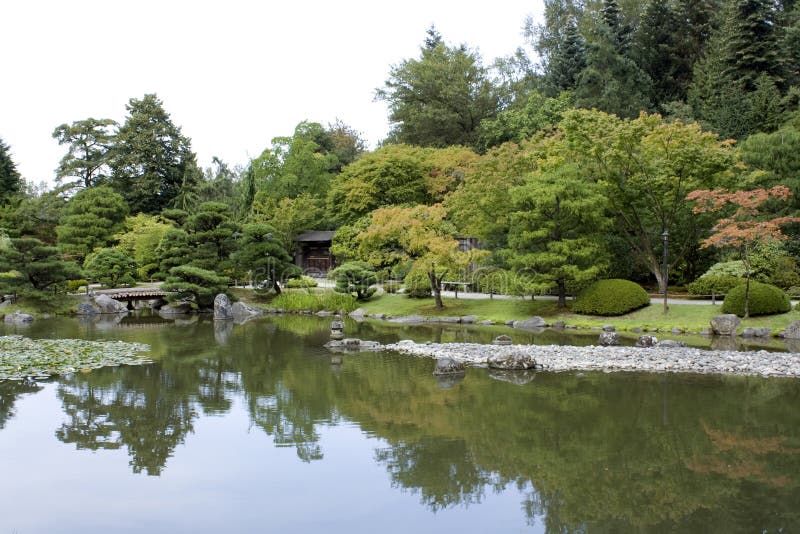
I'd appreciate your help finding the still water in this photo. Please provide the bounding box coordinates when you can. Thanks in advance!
[1,315,799,533]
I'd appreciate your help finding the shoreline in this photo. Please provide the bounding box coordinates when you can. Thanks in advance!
[382,341,800,379]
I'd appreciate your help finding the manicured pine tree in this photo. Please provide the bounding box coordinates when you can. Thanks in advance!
[0,138,22,205]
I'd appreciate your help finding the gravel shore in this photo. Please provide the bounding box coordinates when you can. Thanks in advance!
[383,341,800,378]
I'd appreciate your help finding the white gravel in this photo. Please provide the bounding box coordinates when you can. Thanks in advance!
[383,341,800,379]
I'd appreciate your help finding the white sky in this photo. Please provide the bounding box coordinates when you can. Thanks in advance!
[2,0,543,187]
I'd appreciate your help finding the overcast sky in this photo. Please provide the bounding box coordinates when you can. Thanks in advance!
[3,0,544,187]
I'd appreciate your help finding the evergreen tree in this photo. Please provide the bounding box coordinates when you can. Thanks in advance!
[0,138,22,205]
[52,118,117,189]
[110,94,199,214]
[726,0,785,89]
[183,201,238,274]
[56,185,128,263]
[83,247,137,287]
[232,223,297,294]
[547,21,587,93]
[1,237,82,297]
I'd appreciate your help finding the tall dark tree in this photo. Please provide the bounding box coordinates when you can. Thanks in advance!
[0,137,22,205]
[52,118,117,189]
[529,0,586,94]
[110,94,199,214]
[376,28,500,148]
[55,185,128,263]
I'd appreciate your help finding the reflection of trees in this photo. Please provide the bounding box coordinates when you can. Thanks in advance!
[0,380,42,429]
[30,314,800,530]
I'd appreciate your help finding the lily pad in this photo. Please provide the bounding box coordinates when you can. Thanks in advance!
[0,335,151,381]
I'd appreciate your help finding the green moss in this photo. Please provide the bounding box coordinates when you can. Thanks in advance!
[721,281,791,317]
[572,279,650,316]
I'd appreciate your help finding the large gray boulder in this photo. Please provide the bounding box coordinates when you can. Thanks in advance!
[94,294,128,314]
[388,314,426,324]
[432,358,466,375]
[513,316,548,331]
[213,294,233,321]
[4,310,34,325]
[488,352,540,370]
[710,314,741,336]
[598,331,621,346]
[784,320,800,340]
[635,335,658,348]
[231,301,263,323]
[76,302,100,315]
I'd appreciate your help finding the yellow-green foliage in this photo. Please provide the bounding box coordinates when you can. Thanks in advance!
[721,281,791,317]
[271,292,357,312]
[572,279,650,316]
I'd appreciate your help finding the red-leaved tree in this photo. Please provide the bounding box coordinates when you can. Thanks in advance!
[686,186,800,318]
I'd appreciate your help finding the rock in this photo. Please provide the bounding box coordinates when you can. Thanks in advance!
[598,331,620,346]
[656,339,686,348]
[504,320,515,326]
[783,320,800,340]
[428,316,461,324]
[389,314,427,324]
[478,320,495,325]
[671,328,683,334]
[602,324,615,332]
[488,352,540,370]
[231,302,263,323]
[741,327,772,338]
[551,321,566,329]
[493,335,513,346]
[316,310,334,317]
[94,294,128,314]
[76,302,100,315]
[324,338,382,352]
[158,302,194,317]
[513,316,548,331]
[349,308,367,318]
[0,300,9,309]
[710,314,741,336]
[372,313,386,320]
[635,335,658,348]
[4,310,34,325]
[213,294,233,321]
[630,327,642,333]
[460,315,478,324]
[432,358,466,375]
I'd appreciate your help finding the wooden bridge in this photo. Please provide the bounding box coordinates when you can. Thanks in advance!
[92,287,174,309]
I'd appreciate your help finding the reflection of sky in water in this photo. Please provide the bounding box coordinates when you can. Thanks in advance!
[0,384,540,533]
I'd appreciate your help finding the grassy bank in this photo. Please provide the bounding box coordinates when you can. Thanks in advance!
[358,294,800,334]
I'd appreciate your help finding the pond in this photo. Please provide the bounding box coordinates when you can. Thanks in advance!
[2,315,800,533]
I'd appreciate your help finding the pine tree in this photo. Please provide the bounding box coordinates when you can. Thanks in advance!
[0,138,22,205]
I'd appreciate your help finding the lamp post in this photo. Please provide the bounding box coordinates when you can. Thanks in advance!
[662,229,669,314]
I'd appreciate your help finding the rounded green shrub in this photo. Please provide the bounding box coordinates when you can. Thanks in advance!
[403,266,431,299]
[285,275,318,289]
[720,281,791,317]
[687,275,745,296]
[572,279,650,316]
[383,281,401,294]
[66,279,90,293]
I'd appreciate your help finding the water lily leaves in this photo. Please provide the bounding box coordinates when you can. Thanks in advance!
[0,335,151,381]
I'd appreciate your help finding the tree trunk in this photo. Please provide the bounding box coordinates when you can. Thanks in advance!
[429,268,444,310]
[273,279,282,295]
[557,280,567,309]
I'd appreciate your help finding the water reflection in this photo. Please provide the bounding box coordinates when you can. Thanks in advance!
[1,315,800,531]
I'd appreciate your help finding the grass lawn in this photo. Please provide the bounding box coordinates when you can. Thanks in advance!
[359,293,800,333]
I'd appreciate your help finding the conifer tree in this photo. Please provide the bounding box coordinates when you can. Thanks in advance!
[0,138,22,205]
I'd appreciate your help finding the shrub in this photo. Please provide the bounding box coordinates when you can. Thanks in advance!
[66,279,90,293]
[285,276,318,289]
[332,261,377,301]
[572,279,650,316]
[83,248,137,288]
[702,260,746,278]
[161,266,230,309]
[721,281,791,317]
[403,265,431,299]
[270,292,357,312]
[687,275,745,296]
[383,281,402,294]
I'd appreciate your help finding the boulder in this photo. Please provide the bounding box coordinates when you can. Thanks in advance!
[488,352,540,370]
[316,310,334,317]
[598,331,621,346]
[710,314,741,336]
[460,315,478,324]
[213,294,234,321]
[602,324,615,332]
[551,321,566,329]
[349,308,367,318]
[783,320,800,340]
[513,316,548,331]
[432,358,466,375]
[428,316,460,324]
[478,320,495,326]
[741,327,772,338]
[324,338,382,352]
[76,302,100,315]
[635,335,658,348]
[231,301,264,323]
[493,335,513,346]
[94,294,128,314]
[4,310,34,325]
